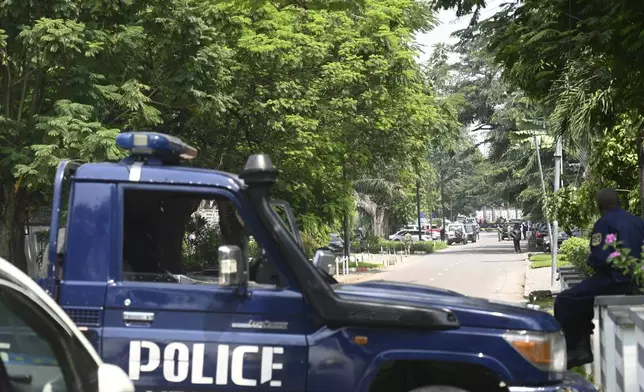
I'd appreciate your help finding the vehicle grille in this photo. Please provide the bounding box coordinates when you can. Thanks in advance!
[64,307,102,326]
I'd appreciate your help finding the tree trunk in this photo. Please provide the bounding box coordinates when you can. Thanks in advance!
[440,179,446,228]
[382,208,390,237]
[0,183,28,272]
[638,134,644,219]
[374,206,386,237]
[343,210,350,257]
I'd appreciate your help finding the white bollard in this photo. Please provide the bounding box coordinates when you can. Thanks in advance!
[343,256,349,275]
[629,306,644,392]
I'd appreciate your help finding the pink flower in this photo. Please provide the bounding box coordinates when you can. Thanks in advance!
[641,265,644,271]
[605,234,617,244]
[609,251,621,259]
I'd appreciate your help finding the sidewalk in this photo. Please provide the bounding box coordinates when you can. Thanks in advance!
[334,252,432,284]
[522,252,560,299]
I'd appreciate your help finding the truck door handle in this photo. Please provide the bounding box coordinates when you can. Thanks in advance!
[123,311,154,325]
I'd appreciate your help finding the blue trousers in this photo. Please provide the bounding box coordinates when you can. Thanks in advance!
[554,273,633,350]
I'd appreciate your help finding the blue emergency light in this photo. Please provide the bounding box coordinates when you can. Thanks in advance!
[115,132,198,161]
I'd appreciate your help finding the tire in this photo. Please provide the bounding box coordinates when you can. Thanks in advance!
[447,241,452,245]
[408,386,471,392]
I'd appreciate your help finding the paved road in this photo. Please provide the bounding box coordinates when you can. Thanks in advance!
[341,232,529,302]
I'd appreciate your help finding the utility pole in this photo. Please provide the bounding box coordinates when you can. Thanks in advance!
[416,181,422,241]
[533,135,555,283]
[551,136,563,286]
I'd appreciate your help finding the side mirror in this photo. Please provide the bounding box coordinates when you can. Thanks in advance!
[98,363,135,392]
[313,249,337,275]
[218,245,246,287]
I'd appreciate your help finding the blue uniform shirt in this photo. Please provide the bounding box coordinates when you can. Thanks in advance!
[588,207,644,282]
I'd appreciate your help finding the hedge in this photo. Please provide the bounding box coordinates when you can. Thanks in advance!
[560,237,593,276]
[363,240,447,254]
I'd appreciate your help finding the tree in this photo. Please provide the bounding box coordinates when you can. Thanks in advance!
[467,0,644,216]
[0,0,457,268]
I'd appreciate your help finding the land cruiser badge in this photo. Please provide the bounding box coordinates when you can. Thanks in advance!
[231,320,288,330]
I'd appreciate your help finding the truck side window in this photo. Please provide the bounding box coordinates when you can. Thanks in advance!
[121,189,279,287]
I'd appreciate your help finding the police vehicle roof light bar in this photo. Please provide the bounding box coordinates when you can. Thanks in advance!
[115,132,198,160]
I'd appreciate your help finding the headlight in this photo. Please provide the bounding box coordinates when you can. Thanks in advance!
[502,330,566,372]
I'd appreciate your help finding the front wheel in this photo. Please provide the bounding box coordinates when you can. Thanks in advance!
[409,386,471,392]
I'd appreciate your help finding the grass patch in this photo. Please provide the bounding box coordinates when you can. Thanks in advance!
[348,261,382,269]
[433,241,448,251]
[529,253,570,269]
[570,366,593,382]
[528,293,555,315]
[532,296,554,309]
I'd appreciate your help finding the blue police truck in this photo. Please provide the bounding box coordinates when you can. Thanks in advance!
[36,132,596,392]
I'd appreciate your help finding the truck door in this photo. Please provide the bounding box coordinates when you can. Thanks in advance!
[102,184,309,391]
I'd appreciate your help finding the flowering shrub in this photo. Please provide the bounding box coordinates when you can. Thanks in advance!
[603,233,644,287]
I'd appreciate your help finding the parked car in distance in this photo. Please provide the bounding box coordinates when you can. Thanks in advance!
[327,233,345,255]
[428,225,442,240]
[446,223,467,245]
[498,224,510,241]
[389,230,431,242]
[0,257,134,392]
[543,231,569,252]
[534,222,550,248]
[464,223,477,243]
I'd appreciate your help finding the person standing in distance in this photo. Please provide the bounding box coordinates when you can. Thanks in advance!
[554,188,643,368]
[510,223,522,252]
[403,231,412,256]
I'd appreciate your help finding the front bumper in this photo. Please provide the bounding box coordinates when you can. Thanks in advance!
[508,372,597,392]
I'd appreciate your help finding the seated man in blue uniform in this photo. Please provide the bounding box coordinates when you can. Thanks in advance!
[554,188,643,368]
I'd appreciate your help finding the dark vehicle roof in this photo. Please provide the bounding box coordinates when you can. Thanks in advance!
[75,162,243,190]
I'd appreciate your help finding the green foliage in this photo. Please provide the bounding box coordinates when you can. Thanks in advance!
[456,0,644,219]
[0,0,460,268]
[602,235,644,289]
[301,231,323,260]
[249,237,261,258]
[560,237,593,276]
[544,186,591,233]
[182,217,221,272]
[529,253,569,269]
[348,261,382,269]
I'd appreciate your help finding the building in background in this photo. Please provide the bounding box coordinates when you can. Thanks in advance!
[475,206,522,222]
